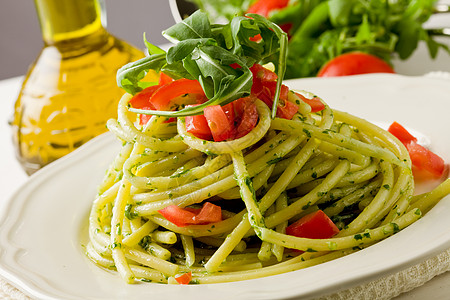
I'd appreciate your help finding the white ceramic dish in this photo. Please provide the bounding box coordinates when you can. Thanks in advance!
[0,74,449,300]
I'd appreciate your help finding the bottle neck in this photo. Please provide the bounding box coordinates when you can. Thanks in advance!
[34,0,106,45]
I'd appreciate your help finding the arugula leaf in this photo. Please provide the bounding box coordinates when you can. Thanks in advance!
[163,10,212,42]
[119,9,288,118]
[116,53,166,95]
[143,33,165,55]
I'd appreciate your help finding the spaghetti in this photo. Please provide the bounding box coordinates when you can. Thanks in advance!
[87,88,450,284]
[86,10,450,285]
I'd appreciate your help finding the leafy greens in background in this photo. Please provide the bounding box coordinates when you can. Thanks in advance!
[188,0,449,78]
[117,10,288,118]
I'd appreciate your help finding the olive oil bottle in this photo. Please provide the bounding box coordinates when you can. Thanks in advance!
[11,0,144,174]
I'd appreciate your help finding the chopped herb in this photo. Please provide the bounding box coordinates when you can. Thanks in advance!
[125,204,138,220]
[327,241,338,250]
[353,234,363,241]
[267,157,283,165]
[302,128,311,138]
[111,242,122,249]
[392,223,400,233]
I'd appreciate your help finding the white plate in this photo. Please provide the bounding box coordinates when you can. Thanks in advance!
[1,74,450,300]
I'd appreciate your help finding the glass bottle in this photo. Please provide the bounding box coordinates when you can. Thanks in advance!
[11,0,144,175]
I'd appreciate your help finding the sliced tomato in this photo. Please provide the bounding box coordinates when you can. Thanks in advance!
[184,207,202,214]
[129,85,160,109]
[295,92,325,113]
[203,105,235,142]
[317,52,395,77]
[257,82,298,119]
[276,98,299,119]
[158,72,174,85]
[286,210,339,239]
[149,79,204,110]
[222,102,236,124]
[193,202,222,224]
[247,0,289,17]
[185,114,213,141]
[185,104,213,140]
[158,202,222,227]
[388,121,417,145]
[406,141,446,178]
[174,272,192,285]
[262,81,289,99]
[137,106,152,125]
[388,121,446,179]
[249,64,298,119]
[250,63,278,82]
[158,205,198,227]
[233,97,259,139]
[129,85,162,125]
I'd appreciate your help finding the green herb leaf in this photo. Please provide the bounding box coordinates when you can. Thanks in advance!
[121,9,288,117]
[116,53,166,95]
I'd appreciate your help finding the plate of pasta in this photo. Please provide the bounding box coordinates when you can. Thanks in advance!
[0,73,450,300]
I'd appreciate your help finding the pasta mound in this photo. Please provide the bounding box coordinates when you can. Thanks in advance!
[87,89,450,284]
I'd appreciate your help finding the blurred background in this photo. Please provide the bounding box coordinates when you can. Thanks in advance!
[0,0,176,80]
[2,0,450,81]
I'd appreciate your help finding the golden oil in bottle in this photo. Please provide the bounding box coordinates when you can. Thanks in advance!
[11,0,144,174]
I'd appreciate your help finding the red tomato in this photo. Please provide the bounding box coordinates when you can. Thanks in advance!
[249,64,298,119]
[406,141,446,178]
[222,102,236,124]
[129,85,160,109]
[158,205,198,227]
[286,210,339,239]
[203,105,235,142]
[186,98,259,141]
[174,272,192,285]
[388,121,417,145]
[185,104,213,140]
[247,0,289,17]
[158,72,174,85]
[193,202,223,224]
[129,85,161,125]
[317,52,395,77]
[233,97,259,139]
[250,63,278,82]
[260,81,294,119]
[295,92,325,113]
[158,202,222,227]
[257,82,298,119]
[185,113,213,141]
[388,121,446,179]
[138,106,153,125]
[149,79,204,110]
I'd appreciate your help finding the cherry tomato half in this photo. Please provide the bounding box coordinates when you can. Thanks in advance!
[286,210,340,239]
